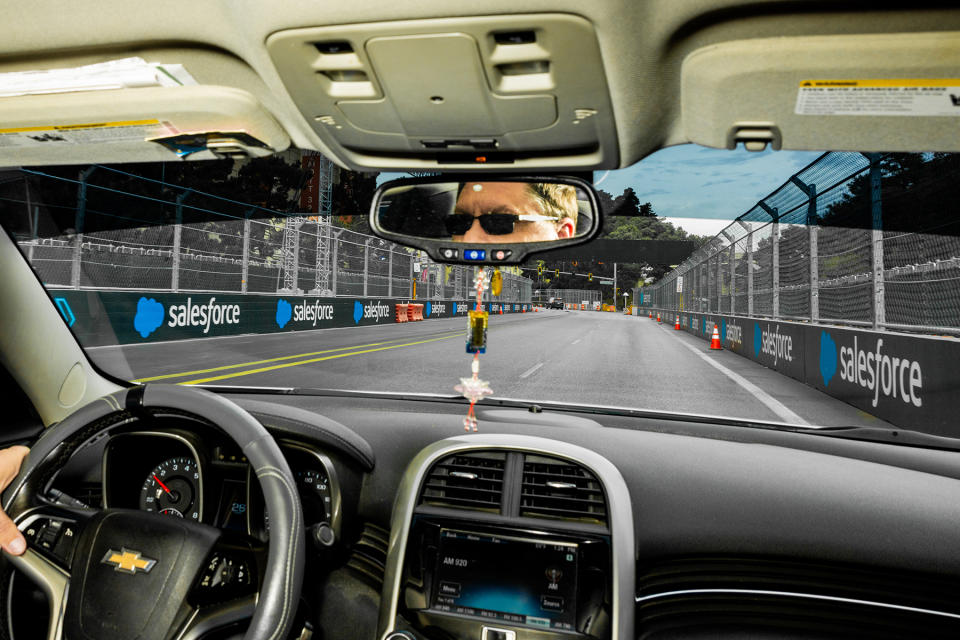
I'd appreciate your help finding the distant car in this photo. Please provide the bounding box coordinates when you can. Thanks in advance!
[549,299,564,309]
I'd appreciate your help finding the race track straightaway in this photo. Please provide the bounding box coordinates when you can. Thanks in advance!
[89,310,891,428]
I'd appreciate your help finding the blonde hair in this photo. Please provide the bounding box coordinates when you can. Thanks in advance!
[527,183,578,228]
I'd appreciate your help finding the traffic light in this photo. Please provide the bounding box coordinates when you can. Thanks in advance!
[491,269,503,296]
[537,264,543,275]
[555,269,559,276]
[588,273,592,282]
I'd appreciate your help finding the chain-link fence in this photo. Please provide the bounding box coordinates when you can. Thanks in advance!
[642,152,960,334]
[5,168,532,304]
[532,289,602,306]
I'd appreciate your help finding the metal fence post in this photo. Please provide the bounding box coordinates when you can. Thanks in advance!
[759,203,780,318]
[71,166,96,289]
[716,250,722,313]
[867,153,885,329]
[363,238,370,297]
[737,221,754,316]
[729,242,736,314]
[434,264,444,299]
[790,176,818,322]
[331,231,339,296]
[310,214,332,296]
[808,184,819,323]
[241,210,251,294]
[388,248,393,297]
[172,191,189,292]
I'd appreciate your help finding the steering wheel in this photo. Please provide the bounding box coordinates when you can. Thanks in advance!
[1,384,305,640]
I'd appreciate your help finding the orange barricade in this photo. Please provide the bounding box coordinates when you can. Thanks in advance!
[407,304,417,322]
[395,304,408,323]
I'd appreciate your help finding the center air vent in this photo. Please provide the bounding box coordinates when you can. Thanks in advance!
[521,455,607,526]
[419,451,505,513]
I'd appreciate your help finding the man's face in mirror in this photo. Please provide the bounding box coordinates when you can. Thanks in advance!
[451,182,577,244]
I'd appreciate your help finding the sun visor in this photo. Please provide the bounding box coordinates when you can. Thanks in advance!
[681,32,960,153]
[0,85,290,166]
[266,14,618,171]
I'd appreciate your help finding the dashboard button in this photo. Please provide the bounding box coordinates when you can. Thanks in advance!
[482,628,516,640]
[438,581,461,597]
[540,594,565,612]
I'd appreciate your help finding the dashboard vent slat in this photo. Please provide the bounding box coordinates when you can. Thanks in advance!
[521,455,607,526]
[419,451,506,513]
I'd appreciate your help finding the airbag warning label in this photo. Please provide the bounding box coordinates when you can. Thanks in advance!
[795,79,960,116]
[0,119,173,147]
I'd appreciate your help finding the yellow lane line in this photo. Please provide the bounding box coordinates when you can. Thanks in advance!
[178,333,462,385]
[134,331,462,382]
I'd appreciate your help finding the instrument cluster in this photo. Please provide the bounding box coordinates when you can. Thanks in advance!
[102,429,341,539]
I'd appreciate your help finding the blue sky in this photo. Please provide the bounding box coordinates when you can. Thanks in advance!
[378,144,826,237]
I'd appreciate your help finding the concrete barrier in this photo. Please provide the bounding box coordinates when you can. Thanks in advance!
[50,290,531,348]
[646,308,960,435]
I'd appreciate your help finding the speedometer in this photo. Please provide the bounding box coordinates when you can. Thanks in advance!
[139,457,201,520]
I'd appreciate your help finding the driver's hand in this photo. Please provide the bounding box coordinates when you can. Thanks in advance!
[0,446,29,556]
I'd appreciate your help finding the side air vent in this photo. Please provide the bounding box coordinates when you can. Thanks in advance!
[419,451,506,513]
[521,455,607,526]
[346,523,390,590]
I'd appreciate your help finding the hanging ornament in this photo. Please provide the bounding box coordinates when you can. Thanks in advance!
[454,268,493,431]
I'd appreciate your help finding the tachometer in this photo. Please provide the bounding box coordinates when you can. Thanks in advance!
[139,457,200,520]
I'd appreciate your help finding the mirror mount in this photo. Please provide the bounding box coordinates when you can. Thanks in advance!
[368,174,602,265]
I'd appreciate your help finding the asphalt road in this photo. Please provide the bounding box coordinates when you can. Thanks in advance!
[89,310,891,428]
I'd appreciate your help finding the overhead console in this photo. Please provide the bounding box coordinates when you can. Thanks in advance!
[378,434,634,640]
[266,14,618,172]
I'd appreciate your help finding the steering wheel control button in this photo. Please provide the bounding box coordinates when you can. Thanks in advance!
[492,249,512,261]
[440,247,459,259]
[23,517,79,565]
[482,627,516,640]
[194,550,254,604]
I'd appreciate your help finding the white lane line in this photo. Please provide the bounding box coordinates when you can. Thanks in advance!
[519,362,544,379]
[572,338,582,345]
[674,337,808,425]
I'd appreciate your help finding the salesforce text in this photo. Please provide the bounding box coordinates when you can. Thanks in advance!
[839,337,922,407]
[168,297,240,334]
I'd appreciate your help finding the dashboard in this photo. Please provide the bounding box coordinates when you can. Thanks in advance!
[16,392,960,640]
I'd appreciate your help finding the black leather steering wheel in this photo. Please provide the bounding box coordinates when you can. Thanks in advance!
[1,384,305,640]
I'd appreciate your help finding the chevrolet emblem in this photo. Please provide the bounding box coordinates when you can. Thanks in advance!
[101,548,157,574]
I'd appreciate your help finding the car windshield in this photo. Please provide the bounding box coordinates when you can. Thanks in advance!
[5,144,959,435]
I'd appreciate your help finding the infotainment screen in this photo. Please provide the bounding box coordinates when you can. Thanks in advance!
[432,529,578,632]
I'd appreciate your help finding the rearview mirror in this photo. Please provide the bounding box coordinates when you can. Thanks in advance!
[369,175,600,264]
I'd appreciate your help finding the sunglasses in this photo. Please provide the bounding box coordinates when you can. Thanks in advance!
[445,212,558,236]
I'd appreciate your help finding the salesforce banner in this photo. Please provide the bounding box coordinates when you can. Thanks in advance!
[656,308,960,434]
[51,291,529,347]
[805,326,957,433]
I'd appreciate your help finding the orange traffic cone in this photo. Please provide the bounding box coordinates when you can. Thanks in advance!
[657,313,661,324]
[648,311,652,319]
[674,315,681,330]
[710,324,723,350]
